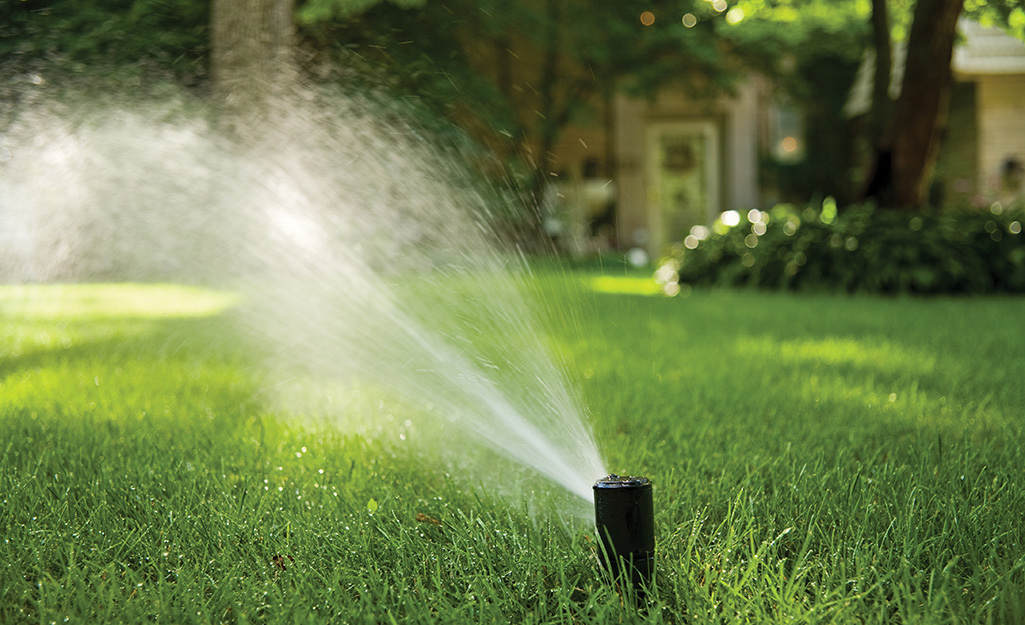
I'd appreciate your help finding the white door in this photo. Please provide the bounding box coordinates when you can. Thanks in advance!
[645,122,720,253]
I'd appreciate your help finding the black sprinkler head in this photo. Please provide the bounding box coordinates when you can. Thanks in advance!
[593,474,655,589]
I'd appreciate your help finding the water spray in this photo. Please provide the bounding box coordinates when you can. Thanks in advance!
[593,474,655,590]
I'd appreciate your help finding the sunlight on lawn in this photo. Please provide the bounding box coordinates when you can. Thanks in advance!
[731,334,989,429]
[736,334,938,376]
[0,283,241,319]
[587,275,664,296]
[1,283,241,360]
[1,283,249,419]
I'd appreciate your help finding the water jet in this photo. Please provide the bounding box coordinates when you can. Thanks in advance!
[0,89,608,508]
[593,474,655,589]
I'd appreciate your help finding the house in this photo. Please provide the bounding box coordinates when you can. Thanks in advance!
[545,78,773,260]
[846,19,1025,210]
[548,19,1025,261]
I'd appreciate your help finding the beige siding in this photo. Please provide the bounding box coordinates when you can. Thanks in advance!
[613,95,650,251]
[976,75,1025,201]
[726,81,761,213]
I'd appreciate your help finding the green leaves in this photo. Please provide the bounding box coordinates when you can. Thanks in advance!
[965,1,1025,40]
[296,0,426,25]
[0,0,209,79]
[668,201,1025,294]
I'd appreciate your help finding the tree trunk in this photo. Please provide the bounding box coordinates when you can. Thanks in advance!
[860,0,897,204]
[859,0,896,203]
[210,0,296,137]
[889,0,964,208]
[868,0,894,149]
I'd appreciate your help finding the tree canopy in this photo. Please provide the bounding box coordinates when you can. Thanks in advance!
[4,0,1025,210]
[296,0,425,24]
[0,0,209,81]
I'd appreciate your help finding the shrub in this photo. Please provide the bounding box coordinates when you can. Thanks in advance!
[658,200,1025,294]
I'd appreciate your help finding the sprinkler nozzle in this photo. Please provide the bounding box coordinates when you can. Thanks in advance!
[593,474,654,589]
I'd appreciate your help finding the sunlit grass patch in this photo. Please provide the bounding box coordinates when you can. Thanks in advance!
[735,334,938,374]
[1,283,243,372]
[587,274,664,297]
[0,283,241,319]
[0,283,251,420]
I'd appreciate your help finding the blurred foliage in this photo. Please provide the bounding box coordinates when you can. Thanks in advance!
[4,0,1025,210]
[0,0,209,83]
[718,1,875,204]
[662,200,1025,294]
[724,0,873,63]
[296,0,425,24]
[300,0,735,186]
[965,0,1025,40]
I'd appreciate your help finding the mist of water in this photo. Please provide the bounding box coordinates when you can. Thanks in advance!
[0,86,607,502]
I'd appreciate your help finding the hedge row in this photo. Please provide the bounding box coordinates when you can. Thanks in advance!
[660,201,1025,294]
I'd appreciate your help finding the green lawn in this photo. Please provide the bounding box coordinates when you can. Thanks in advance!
[2,275,1024,623]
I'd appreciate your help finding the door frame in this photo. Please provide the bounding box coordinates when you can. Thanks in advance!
[644,120,721,253]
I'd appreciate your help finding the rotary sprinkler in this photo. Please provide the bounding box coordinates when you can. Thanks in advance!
[593,474,655,591]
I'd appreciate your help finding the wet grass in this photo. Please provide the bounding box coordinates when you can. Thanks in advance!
[2,277,1025,623]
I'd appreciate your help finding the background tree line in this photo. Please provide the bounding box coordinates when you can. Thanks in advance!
[3,0,1024,212]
